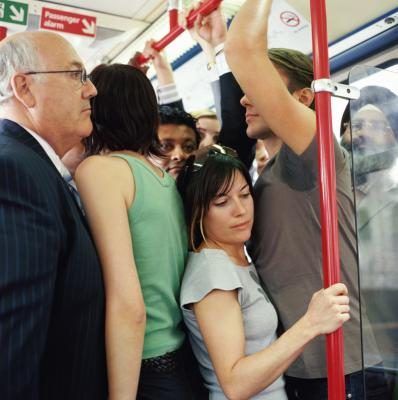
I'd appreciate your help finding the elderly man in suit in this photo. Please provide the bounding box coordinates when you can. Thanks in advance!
[0,31,107,400]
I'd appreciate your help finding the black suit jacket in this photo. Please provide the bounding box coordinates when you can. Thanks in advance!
[218,72,256,169]
[0,120,107,400]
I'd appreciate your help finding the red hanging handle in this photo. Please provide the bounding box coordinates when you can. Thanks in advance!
[0,26,7,41]
[168,0,179,29]
[135,0,222,65]
[310,0,346,399]
[169,9,179,30]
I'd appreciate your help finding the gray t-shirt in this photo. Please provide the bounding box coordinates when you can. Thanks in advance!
[180,249,287,400]
[249,138,381,378]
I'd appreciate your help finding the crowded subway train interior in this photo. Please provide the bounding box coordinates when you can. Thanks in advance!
[1,0,398,398]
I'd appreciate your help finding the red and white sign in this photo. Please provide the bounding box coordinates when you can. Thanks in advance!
[280,11,300,27]
[40,7,96,38]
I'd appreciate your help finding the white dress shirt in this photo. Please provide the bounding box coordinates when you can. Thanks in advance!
[21,124,72,180]
[20,123,83,211]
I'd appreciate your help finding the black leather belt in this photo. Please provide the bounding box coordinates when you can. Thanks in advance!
[141,349,180,373]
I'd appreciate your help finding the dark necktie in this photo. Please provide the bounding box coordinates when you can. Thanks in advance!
[63,173,85,214]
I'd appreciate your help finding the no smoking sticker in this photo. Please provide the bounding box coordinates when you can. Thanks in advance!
[280,11,300,27]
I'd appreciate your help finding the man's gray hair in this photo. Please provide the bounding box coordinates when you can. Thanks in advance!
[0,34,43,103]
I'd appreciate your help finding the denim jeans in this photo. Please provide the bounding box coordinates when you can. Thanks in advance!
[284,366,393,400]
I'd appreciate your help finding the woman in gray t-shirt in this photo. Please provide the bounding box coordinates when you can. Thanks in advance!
[177,145,350,400]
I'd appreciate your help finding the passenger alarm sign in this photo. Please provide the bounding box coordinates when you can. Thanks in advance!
[40,7,96,38]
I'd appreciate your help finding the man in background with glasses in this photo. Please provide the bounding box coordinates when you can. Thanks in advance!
[0,31,107,399]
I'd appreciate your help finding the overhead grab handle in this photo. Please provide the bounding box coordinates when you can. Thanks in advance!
[135,0,223,65]
[168,0,179,30]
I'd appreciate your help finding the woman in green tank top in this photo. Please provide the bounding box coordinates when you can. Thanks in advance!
[75,64,203,400]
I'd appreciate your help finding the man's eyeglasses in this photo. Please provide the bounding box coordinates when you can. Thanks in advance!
[351,119,393,133]
[24,68,90,87]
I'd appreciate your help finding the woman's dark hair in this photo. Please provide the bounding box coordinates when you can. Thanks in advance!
[177,146,254,251]
[84,63,161,156]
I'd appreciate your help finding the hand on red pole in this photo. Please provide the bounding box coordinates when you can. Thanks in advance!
[303,283,350,335]
[184,2,226,49]
[135,0,223,65]
[128,52,150,74]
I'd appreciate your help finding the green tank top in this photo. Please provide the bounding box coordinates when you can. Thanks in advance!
[112,154,187,359]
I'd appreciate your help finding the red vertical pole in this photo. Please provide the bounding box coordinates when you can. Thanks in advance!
[309,1,346,399]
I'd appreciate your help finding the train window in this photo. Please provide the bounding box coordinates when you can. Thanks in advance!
[332,59,398,138]
[383,58,398,73]
[347,65,398,397]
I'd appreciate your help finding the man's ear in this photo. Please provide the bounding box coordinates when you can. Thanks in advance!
[10,73,36,107]
[293,87,315,108]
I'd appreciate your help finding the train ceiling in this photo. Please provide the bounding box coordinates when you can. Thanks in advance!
[2,0,397,71]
